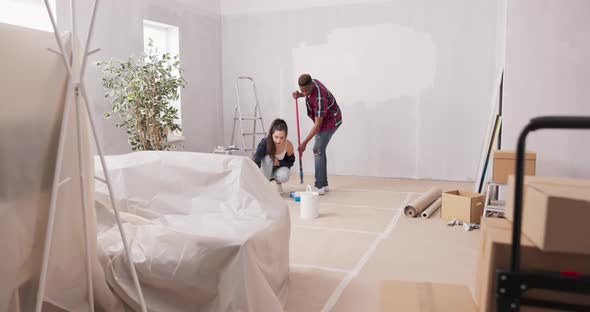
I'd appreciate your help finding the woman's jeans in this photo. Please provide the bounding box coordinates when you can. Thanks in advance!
[260,155,290,183]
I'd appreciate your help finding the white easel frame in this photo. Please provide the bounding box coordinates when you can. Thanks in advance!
[33,1,147,311]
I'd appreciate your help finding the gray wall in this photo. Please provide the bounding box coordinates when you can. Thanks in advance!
[221,0,505,181]
[57,0,222,154]
[12,0,590,181]
[503,0,590,178]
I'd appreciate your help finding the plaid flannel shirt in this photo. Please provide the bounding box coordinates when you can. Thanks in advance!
[305,79,342,131]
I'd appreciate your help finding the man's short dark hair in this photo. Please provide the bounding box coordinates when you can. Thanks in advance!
[298,74,312,87]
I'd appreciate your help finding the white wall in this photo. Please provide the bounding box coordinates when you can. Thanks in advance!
[0,0,57,32]
[221,0,390,15]
[503,0,590,178]
[221,0,504,181]
[56,0,222,154]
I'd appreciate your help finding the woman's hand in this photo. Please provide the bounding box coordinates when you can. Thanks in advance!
[273,158,280,166]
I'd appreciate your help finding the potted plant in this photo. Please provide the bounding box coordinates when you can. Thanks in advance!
[97,40,187,151]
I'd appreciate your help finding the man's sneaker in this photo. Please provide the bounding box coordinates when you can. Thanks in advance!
[312,186,327,195]
[323,186,330,193]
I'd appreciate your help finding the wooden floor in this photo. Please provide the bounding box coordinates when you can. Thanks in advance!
[281,175,480,312]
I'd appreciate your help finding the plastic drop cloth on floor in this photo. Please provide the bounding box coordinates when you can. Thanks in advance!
[94,151,291,312]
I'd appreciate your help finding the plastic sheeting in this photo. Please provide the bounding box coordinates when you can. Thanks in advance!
[94,151,291,312]
[0,23,124,311]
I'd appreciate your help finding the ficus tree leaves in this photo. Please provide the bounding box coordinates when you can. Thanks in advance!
[97,39,187,151]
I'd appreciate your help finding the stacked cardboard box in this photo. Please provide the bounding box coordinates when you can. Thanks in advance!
[475,176,590,311]
[475,217,590,311]
[504,176,590,254]
[492,150,537,184]
[380,280,476,312]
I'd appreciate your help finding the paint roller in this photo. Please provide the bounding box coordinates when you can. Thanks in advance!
[404,187,442,218]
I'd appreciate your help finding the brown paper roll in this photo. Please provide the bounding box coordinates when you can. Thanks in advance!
[403,187,442,218]
[421,198,442,219]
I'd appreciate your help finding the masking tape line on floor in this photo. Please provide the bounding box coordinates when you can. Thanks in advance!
[319,194,411,312]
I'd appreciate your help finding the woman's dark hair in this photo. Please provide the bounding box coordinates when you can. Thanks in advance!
[266,119,288,159]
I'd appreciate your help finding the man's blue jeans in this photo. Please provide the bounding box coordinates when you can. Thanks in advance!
[313,127,338,188]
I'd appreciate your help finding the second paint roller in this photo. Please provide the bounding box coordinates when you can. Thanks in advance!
[404,187,442,218]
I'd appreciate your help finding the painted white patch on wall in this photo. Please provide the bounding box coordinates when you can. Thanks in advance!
[286,23,434,178]
[292,23,435,106]
[222,0,502,181]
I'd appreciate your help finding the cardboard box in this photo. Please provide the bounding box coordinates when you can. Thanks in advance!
[505,175,590,220]
[380,280,476,312]
[492,150,536,184]
[505,176,590,254]
[478,216,511,255]
[442,190,486,224]
[475,217,590,312]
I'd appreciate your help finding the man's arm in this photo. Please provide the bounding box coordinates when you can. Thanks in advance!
[302,82,326,145]
[299,117,323,153]
[304,117,323,144]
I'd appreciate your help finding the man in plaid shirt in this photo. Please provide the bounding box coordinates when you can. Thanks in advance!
[292,74,342,194]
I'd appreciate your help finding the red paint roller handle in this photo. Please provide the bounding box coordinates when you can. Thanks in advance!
[295,99,302,157]
[295,99,304,184]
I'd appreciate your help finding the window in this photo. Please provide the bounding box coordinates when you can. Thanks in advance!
[143,20,183,139]
[0,0,57,32]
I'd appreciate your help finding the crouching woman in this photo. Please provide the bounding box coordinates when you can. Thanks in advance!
[253,119,295,193]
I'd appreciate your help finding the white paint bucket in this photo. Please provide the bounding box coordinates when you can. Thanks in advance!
[300,185,319,219]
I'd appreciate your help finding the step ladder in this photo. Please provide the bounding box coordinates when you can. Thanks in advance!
[483,181,506,217]
[214,76,266,157]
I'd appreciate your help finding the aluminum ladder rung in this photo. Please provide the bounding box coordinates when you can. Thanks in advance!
[225,76,267,157]
[486,205,506,211]
[235,117,262,120]
[483,181,506,217]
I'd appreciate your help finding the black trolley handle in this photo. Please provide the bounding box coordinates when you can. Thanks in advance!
[511,116,590,272]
